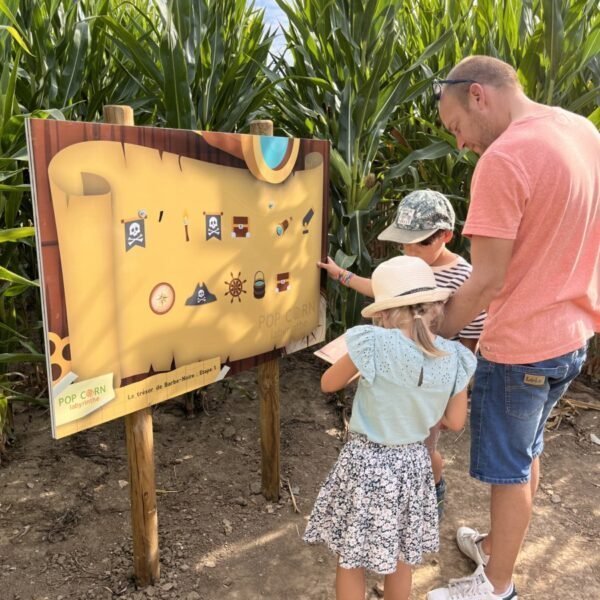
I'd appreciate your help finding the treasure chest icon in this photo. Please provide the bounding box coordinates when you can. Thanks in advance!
[232,216,250,238]
[275,272,290,293]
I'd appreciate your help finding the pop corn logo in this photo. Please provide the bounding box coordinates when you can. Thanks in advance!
[58,385,107,408]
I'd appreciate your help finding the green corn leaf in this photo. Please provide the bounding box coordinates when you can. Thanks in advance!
[541,0,564,102]
[386,141,454,181]
[59,21,89,106]
[100,15,163,83]
[0,353,45,364]
[160,25,194,129]
[0,226,34,242]
[0,386,48,404]
[0,48,20,140]
[0,24,31,55]
[567,86,600,113]
[579,26,600,68]
[0,266,38,287]
[356,184,380,212]
[344,288,364,329]
[333,249,357,270]
[0,319,28,339]
[0,182,28,191]
[329,148,352,190]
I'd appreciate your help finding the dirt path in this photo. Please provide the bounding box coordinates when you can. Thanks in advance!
[1,351,599,599]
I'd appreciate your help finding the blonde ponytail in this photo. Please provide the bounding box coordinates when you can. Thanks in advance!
[377,302,447,357]
[410,303,447,357]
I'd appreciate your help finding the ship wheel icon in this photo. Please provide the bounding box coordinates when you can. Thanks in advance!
[224,271,247,303]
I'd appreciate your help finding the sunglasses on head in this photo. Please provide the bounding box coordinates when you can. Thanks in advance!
[432,78,477,101]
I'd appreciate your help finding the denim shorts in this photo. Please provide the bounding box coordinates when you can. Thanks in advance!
[469,345,587,484]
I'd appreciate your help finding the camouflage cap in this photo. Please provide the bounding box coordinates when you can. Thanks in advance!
[377,189,455,244]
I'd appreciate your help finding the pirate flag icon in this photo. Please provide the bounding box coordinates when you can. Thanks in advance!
[205,213,222,240]
[124,217,146,251]
[185,282,217,306]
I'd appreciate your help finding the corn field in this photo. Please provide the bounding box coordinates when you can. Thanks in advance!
[1,0,599,449]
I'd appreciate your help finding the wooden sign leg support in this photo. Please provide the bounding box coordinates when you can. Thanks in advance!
[125,408,159,585]
[258,358,280,501]
[250,119,281,502]
[103,105,160,587]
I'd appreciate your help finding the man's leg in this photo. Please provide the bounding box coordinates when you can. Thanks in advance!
[428,348,586,600]
[483,482,532,593]
[529,456,540,497]
[481,456,539,561]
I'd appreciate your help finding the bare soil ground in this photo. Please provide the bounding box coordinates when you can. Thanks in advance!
[1,350,599,600]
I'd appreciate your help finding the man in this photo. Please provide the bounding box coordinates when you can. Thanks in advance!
[426,56,600,600]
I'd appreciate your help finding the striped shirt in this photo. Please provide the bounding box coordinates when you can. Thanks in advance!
[432,255,486,340]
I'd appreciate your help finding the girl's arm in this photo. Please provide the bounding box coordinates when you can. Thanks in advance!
[321,353,359,393]
[317,257,374,297]
[441,388,468,431]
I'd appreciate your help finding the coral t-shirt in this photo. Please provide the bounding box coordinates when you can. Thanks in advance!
[463,107,600,364]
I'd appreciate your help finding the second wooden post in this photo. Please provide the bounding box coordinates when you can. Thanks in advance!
[250,119,281,502]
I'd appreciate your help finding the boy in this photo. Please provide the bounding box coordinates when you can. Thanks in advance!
[318,189,485,516]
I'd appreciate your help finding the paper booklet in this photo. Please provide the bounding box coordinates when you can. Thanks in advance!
[314,334,361,384]
[313,333,348,364]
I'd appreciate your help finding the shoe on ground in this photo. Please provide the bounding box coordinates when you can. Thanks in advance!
[436,477,447,520]
[426,565,518,599]
[456,526,489,567]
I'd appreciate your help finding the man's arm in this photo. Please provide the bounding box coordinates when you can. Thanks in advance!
[439,236,514,339]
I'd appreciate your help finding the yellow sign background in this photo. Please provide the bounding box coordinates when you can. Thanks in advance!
[42,135,326,438]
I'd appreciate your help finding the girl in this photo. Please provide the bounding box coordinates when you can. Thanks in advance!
[304,256,477,600]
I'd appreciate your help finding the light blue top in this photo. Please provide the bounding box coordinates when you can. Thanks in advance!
[346,325,477,446]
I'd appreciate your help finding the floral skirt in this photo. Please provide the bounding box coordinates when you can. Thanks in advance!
[303,434,439,574]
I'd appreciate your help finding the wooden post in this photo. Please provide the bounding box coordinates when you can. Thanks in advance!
[103,105,160,587]
[250,119,281,502]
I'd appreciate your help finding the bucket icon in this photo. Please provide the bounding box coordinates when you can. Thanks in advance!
[253,271,266,299]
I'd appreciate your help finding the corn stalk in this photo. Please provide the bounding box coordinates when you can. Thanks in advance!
[100,0,276,129]
[272,0,454,331]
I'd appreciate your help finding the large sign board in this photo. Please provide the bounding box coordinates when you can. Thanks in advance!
[27,120,329,438]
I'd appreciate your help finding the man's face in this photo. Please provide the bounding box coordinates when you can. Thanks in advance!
[439,89,498,156]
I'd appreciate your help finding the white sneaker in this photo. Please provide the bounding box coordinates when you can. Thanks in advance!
[456,526,490,567]
[427,565,518,599]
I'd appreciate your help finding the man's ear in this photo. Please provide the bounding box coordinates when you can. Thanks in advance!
[469,82,486,108]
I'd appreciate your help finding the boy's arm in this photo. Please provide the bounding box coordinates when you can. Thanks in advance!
[317,257,374,297]
[441,388,468,431]
[459,337,478,353]
[321,353,359,393]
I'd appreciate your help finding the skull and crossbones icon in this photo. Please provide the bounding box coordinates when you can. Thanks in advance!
[207,216,220,237]
[127,222,144,246]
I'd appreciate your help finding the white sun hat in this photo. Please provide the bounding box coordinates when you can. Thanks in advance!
[361,256,451,318]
